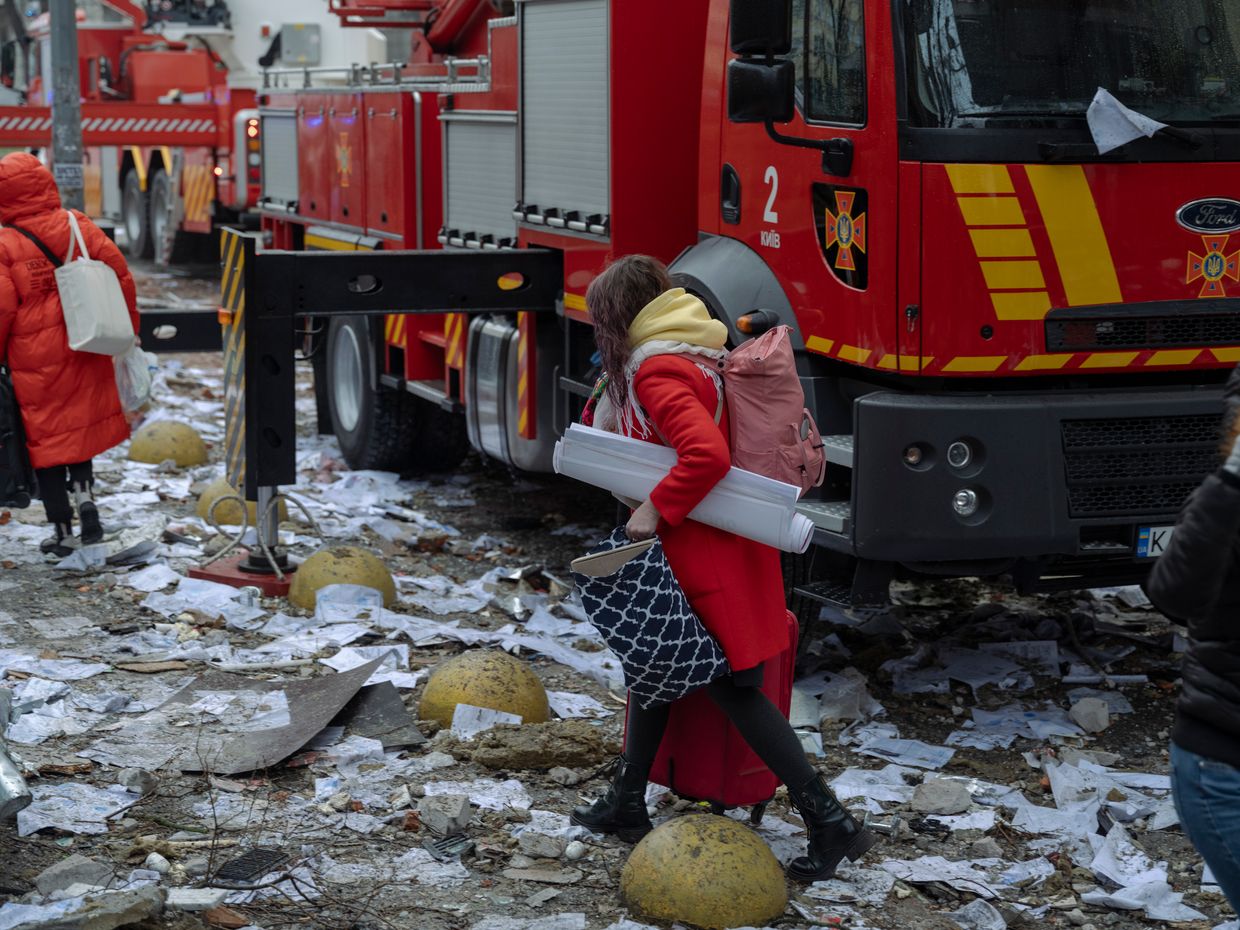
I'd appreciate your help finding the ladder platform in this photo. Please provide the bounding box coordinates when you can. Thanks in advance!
[822,435,854,468]
[796,500,851,535]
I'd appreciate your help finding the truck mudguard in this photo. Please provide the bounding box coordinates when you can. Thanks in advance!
[670,234,802,351]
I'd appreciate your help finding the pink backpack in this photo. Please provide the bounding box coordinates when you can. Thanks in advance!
[722,325,826,497]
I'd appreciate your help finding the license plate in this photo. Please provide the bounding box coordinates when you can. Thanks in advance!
[1137,525,1175,558]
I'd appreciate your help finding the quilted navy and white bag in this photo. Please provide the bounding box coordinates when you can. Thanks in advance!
[571,527,730,709]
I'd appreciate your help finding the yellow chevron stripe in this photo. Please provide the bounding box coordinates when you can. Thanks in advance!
[1212,348,1240,363]
[1015,353,1073,371]
[806,336,834,355]
[563,292,587,312]
[1145,349,1200,366]
[980,260,1046,290]
[957,197,1026,226]
[946,164,1014,195]
[943,356,1006,373]
[1024,164,1122,306]
[836,344,872,364]
[1079,352,1139,369]
[990,292,1052,321]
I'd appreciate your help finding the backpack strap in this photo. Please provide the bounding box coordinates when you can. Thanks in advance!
[8,225,62,268]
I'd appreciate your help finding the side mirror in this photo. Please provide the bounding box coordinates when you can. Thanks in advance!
[729,0,794,56]
[727,58,795,124]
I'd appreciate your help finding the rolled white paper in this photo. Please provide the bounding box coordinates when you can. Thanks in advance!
[553,424,813,553]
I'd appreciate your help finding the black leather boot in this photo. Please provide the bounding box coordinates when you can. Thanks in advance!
[570,755,653,843]
[786,773,878,881]
[73,481,102,545]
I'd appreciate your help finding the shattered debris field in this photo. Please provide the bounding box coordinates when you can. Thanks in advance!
[0,265,1231,930]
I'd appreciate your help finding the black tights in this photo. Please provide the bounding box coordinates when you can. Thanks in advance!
[36,460,93,525]
[624,675,816,789]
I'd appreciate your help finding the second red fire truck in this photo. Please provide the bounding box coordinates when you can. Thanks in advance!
[244,0,1240,613]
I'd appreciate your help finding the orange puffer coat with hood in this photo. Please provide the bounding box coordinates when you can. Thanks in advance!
[0,153,139,469]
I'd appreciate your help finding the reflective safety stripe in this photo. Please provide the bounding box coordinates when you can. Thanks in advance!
[1024,164,1123,307]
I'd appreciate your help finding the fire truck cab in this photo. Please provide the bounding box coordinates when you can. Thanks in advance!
[253,0,1240,610]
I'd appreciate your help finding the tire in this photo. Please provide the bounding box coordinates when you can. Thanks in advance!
[326,316,418,471]
[121,169,152,259]
[407,398,470,473]
[149,171,193,265]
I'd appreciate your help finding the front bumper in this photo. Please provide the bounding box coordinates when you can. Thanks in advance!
[849,384,1225,564]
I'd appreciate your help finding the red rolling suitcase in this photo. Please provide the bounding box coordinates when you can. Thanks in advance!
[647,610,799,820]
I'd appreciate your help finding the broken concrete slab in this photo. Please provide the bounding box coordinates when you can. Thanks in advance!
[11,887,166,930]
[1069,697,1110,734]
[35,854,115,895]
[418,794,472,835]
[911,778,972,815]
[500,867,584,885]
[463,719,620,771]
[518,831,570,859]
[166,888,229,912]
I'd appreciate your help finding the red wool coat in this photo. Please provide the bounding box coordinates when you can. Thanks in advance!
[0,153,139,469]
[632,354,790,671]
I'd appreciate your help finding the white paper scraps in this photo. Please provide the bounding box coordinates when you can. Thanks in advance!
[424,777,532,811]
[947,898,1006,930]
[941,647,1031,692]
[946,728,1017,752]
[25,615,98,640]
[804,865,895,906]
[1091,584,1153,609]
[798,667,884,722]
[880,855,999,898]
[1089,822,1166,888]
[401,575,490,615]
[315,584,385,623]
[1009,799,1100,839]
[1087,87,1167,155]
[1082,881,1206,923]
[830,765,918,804]
[0,899,97,930]
[927,810,997,832]
[0,652,110,681]
[470,915,587,930]
[254,622,372,658]
[17,783,139,836]
[1067,687,1133,714]
[319,645,422,688]
[510,809,593,842]
[121,563,182,593]
[451,703,523,740]
[978,640,1060,677]
[546,690,613,720]
[856,737,955,770]
[994,856,1056,889]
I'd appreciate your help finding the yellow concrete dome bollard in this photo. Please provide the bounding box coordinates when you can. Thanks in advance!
[195,476,288,527]
[287,546,396,610]
[128,421,209,467]
[418,650,550,728]
[620,814,788,929]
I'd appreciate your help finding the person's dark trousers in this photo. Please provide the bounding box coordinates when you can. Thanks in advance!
[1172,742,1240,912]
[35,460,93,524]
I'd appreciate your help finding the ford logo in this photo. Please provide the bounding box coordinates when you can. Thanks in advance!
[1177,198,1240,234]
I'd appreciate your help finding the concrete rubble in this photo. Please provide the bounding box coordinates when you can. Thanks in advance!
[0,267,1232,929]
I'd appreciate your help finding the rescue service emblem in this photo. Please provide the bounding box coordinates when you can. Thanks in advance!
[1187,235,1240,298]
[1177,198,1240,234]
[824,190,867,272]
[336,132,353,189]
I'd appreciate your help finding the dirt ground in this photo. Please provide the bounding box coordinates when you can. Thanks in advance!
[0,261,1229,930]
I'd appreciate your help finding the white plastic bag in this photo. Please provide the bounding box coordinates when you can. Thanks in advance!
[114,344,156,413]
[58,211,134,356]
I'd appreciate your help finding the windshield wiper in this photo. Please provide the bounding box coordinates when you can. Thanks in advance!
[1039,125,1204,162]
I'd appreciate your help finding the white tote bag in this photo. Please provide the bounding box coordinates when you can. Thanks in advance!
[57,211,134,356]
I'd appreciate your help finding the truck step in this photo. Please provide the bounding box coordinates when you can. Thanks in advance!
[822,435,854,469]
[796,500,851,535]
[791,579,854,609]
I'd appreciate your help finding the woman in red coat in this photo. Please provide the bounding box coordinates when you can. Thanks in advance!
[571,255,876,881]
[0,153,139,557]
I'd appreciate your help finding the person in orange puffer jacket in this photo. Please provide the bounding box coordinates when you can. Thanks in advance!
[0,153,139,557]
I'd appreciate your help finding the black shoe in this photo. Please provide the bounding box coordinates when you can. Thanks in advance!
[786,773,878,881]
[78,502,102,545]
[73,481,102,544]
[40,523,78,559]
[570,755,654,843]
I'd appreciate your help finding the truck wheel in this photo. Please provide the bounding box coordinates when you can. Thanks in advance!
[150,171,192,265]
[326,316,417,471]
[121,170,152,259]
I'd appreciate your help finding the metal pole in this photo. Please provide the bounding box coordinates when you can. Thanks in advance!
[48,0,84,211]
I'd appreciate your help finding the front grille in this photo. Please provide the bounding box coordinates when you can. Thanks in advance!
[1061,414,1219,518]
[1046,305,1240,351]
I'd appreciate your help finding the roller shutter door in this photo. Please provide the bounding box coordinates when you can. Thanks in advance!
[520,0,609,221]
[260,112,299,206]
[444,116,518,245]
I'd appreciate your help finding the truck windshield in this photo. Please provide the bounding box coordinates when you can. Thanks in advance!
[904,0,1240,128]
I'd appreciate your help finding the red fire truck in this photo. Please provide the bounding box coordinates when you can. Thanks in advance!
[0,0,386,264]
[244,0,1240,611]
